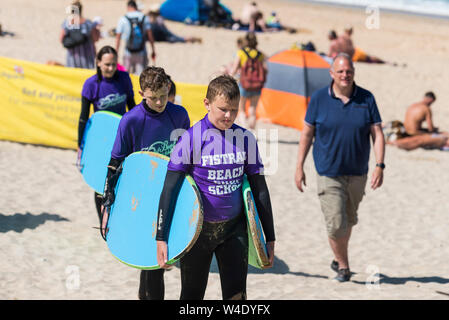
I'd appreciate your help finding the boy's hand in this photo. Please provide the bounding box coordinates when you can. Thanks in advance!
[100,205,109,240]
[76,147,82,170]
[156,240,171,269]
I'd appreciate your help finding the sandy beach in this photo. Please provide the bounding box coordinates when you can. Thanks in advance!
[1,0,449,300]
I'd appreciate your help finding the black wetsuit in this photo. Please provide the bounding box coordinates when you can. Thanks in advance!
[156,170,275,299]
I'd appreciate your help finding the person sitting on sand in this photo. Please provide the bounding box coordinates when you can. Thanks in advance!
[327,30,340,58]
[334,27,402,66]
[239,2,259,27]
[404,91,440,135]
[232,2,295,33]
[249,10,268,32]
[389,133,449,151]
[383,92,449,150]
[337,26,355,59]
[327,28,356,60]
[262,11,297,33]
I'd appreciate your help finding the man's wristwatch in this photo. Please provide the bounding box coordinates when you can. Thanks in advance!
[376,163,386,169]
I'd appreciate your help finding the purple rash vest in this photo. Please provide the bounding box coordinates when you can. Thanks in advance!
[111,101,190,159]
[167,115,264,222]
[81,71,134,115]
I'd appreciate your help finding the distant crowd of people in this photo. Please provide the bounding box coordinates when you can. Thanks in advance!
[59,1,300,71]
[60,1,203,71]
[231,2,297,33]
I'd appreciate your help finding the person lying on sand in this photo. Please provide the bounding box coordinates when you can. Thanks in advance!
[383,92,449,151]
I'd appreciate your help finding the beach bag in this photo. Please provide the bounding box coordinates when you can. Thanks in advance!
[126,16,146,53]
[240,49,266,91]
[62,23,89,49]
[383,120,407,142]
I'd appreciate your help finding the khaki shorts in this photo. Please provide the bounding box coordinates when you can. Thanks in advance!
[317,174,367,239]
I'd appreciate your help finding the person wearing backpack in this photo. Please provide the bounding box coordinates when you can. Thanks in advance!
[229,32,267,130]
[60,1,98,69]
[115,0,156,75]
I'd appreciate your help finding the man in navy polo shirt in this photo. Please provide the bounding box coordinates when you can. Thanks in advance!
[294,53,385,282]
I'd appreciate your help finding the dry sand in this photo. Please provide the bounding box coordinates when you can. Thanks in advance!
[1,0,449,300]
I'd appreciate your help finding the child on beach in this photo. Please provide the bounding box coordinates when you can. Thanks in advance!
[156,75,275,300]
[229,32,267,130]
[78,45,135,224]
[101,66,190,300]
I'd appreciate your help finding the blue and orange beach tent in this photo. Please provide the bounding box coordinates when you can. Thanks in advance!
[256,49,331,131]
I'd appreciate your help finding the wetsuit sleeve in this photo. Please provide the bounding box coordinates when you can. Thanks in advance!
[155,170,186,242]
[106,158,123,180]
[247,173,276,242]
[102,157,124,207]
[78,96,91,147]
[182,112,191,130]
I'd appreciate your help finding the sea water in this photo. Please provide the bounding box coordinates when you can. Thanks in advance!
[298,0,449,18]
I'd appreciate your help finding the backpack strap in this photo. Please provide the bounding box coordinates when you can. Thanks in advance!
[139,16,146,39]
[242,48,260,61]
[125,15,145,28]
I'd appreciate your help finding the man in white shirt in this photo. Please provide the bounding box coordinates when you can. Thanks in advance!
[115,0,156,74]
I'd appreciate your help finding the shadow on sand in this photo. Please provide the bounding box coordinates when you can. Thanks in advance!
[352,273,449,286]
[0,212,69,233]
[209,255,328,279]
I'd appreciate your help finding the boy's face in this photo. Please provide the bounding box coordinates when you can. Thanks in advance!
[140,86,169,113]
[205,94,239,130]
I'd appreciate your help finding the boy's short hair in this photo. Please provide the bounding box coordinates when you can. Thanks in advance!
[206,75,240,103]
[139,66,171,92]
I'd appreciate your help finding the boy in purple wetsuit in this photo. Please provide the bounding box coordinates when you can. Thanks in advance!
[101,66,190,300]
[156,75,275,300]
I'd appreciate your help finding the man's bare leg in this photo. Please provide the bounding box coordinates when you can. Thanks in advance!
[393,134,447,151]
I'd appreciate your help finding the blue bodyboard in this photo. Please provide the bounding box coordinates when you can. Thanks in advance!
[79,111,121,194]
[242,176,270,269]
[105,151,203,269]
